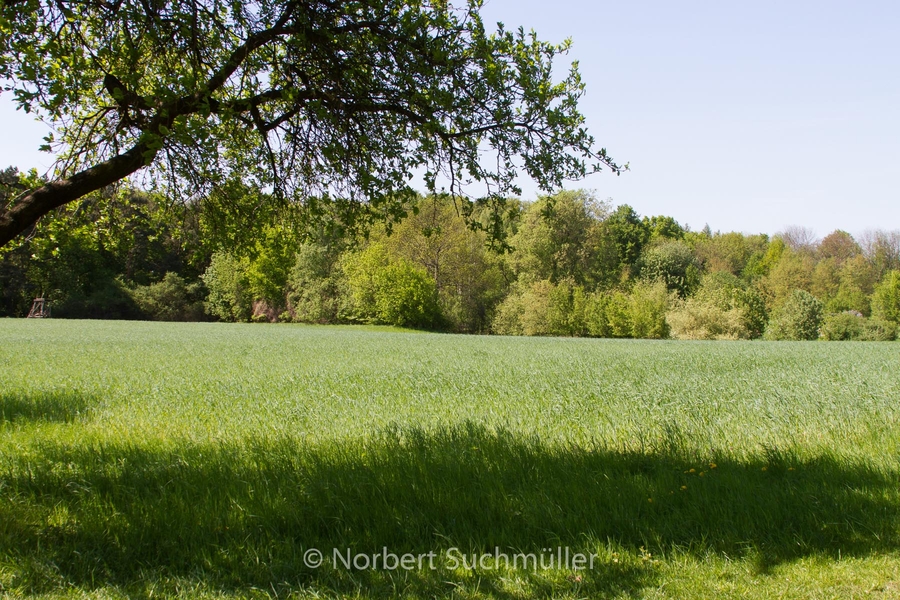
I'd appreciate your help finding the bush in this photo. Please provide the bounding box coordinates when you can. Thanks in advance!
[599,281,670,339]
[584,293,612,337]
[491,288,526,335]
[490,280,557,336]
[820,312,864,341]
[820,312,898,341]
[667,273,767,340]
[667,299,748,340]
[764,290,823,340]
[130,273,206,321]
[201,252,252,322]
[341,244,442,329]
[859,318,897,341]
[374,261,442,329]
[286,244,342,324]
[629,280,671,339]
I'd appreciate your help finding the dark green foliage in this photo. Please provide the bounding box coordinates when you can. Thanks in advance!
[1,0,621,247]
[644,215,685,241]
[765,290,824,341]
[129,273,206,321]
[599,204,651,276]
[639,240,701,297]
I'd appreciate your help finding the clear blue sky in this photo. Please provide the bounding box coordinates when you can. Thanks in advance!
[1,0,898,237]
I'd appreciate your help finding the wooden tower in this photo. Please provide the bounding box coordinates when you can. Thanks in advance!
[27,298,50,318]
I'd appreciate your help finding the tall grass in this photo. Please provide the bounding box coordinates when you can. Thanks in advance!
[1,320,899,598]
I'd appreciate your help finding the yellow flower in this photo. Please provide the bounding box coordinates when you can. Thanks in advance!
[761,466,768,471]
[710,463,717,469]
[680,485,687,491]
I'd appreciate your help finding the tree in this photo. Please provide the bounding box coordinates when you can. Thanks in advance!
[598,204,650,278]
[872,270,900,325]
[0,0,622,247]
[508,190,608,287]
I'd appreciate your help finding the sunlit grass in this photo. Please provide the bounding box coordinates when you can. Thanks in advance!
[1,320,899,598]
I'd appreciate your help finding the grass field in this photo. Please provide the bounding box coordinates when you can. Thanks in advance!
[1,320,899,598]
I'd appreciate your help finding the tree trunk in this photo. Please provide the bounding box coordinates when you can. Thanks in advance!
[0,142,151,247]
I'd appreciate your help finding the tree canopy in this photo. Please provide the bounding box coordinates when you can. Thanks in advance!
[0,0,622,246]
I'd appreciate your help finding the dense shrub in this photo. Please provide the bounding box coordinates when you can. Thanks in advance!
[202,252,252,322]
[667,299,748,340]
[821,311,898,341]
[342,244,442,329]
[667,272,766,340]
[491,280,554,336]
[52,277,142,319]
[819,312,864,341]
[765,289,823,340]
[629,280,671,338]
[286,244,342,324]
[130,273,206,321]
[859,318,898,341]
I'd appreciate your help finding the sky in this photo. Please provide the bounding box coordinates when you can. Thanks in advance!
[1,0,898,237]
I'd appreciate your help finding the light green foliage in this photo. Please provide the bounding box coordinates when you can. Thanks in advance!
[3,322,900,598]
[508,190,609,287]
[765,289,824,341]
[606,290,634,337]
[628,280,671,339]
[668,272,766,340]
[812,233,875,316]
[643,214,685,242]
[129,272,205,321]
[244,225,297,317]
[820,312,865,341]
[667,298,749,340]
[591,281,670,339]
[493,278,667,338]
[639,239,701,297]
[820,312,898,341]
[691,231,770,280]
[872,270,900,325]
[491,280,551,336]
[201,252,251,322]
[757,246,816,312]
[341,243,441,329]
[384,196,506,333]
[286,243,342,324]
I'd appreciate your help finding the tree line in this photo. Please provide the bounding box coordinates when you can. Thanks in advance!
[2,168,899,341]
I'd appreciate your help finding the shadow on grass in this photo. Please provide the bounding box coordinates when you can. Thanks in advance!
[0,390,96,424]
[2,422,898,597]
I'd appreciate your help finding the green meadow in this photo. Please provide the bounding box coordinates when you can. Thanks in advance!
[1,320,899,598]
